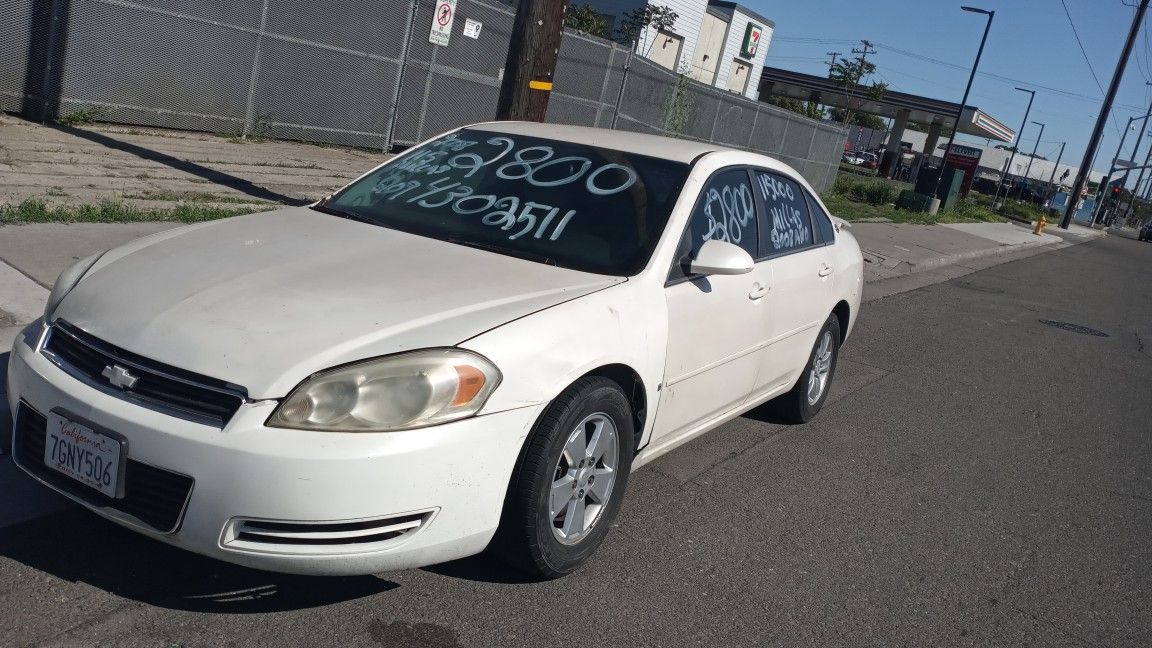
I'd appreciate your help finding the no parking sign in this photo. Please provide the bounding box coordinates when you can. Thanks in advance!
[429,0,456,46]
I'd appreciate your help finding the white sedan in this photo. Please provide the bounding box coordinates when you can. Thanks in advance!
[6,122,863,578]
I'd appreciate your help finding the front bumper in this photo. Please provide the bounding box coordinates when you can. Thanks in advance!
[6,323,540,575]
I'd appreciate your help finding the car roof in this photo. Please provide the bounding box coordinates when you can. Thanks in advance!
[465,121,732,164]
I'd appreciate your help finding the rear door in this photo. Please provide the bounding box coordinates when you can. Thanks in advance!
[750,170,835,394]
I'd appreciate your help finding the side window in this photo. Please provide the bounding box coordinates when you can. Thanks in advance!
[754,171,815,255]
[669,168,759,280]
[806,193,836,244]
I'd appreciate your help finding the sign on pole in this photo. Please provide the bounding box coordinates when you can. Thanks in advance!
[944,143,983,197]
[429,0,457,47]
[1113,158,1136,169]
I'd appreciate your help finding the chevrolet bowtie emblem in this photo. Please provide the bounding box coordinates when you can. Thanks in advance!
[101,364,139,390]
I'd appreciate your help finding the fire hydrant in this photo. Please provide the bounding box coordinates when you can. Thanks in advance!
[1033,214,1047,235]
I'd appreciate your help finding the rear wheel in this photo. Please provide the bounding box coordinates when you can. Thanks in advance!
[772,314,842,424]
[497,377,634,578]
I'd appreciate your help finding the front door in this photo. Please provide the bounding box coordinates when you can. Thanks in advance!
[654,168,770,443]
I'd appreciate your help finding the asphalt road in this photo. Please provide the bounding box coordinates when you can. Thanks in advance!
[1,235,1149,648]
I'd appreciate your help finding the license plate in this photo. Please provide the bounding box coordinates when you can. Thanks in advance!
[44,412,122,498]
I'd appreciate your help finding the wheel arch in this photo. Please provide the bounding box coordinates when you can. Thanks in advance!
[577,363,647,452]
[832,300,851,344]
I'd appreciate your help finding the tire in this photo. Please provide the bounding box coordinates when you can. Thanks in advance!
[497,376,635,578]
[772,314,842,424]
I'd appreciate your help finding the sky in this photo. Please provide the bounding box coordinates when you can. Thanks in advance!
[747,0,1152,182]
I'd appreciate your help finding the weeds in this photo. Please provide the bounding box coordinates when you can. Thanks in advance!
[0,199,266,225]
[120,190,273,204]
[57,105,107,126]
[831,177,901,206]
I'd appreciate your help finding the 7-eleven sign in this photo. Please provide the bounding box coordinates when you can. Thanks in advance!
[741,23,763,59]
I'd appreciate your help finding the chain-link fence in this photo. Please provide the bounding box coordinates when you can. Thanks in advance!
[1,0,847,191]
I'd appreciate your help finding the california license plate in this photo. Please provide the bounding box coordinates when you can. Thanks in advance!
[44,412,122,498]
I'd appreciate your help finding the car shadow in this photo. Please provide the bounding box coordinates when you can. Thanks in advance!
[421,546,548,585]
[0,507,397,613]
[740,400,803,426]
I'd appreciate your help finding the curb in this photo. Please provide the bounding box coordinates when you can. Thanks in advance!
[864,236,1067,283]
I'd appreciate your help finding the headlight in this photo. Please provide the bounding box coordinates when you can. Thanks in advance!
[267,349,501,432]
[44,251,105,321]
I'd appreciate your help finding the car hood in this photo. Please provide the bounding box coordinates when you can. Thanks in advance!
[54,208,623,398]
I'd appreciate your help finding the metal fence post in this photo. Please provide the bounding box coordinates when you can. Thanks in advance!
[31,0,69,122]
[610,42,634,131]
[386,0,420,152]
[708,97,722,142]
[242,0,269,139]
[594,42,615,127]
[747,108,759,151]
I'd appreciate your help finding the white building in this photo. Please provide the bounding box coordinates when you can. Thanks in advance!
[581,0,774,100]
[687,1,774,99]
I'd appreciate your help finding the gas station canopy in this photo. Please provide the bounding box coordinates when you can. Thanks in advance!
[759,66,1015,143]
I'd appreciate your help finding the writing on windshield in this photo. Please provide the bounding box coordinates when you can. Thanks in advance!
[368,134,639,243]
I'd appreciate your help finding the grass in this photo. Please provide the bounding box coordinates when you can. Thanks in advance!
[57,105,107,125]
[0,199,267,225]
[825,176,1010,225]
[120,190,274,204]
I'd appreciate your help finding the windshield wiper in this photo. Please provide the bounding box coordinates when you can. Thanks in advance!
[446,238,557,266]
[310,203,378,225]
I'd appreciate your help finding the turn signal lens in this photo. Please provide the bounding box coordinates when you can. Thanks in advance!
[268,349,501,432]
[452,364,487,406]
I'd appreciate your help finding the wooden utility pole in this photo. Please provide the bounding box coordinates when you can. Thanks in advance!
[1062,0,1149,228]
[825,51,841,75]
[496,0,569,121]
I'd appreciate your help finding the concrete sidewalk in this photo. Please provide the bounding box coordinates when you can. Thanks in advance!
[851,220,1104,283]
[0,113,382,211]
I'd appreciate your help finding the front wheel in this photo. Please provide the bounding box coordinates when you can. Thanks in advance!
[771,314,842,424]
[497,376,635,578]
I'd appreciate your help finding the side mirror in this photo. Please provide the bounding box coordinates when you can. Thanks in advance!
[688,239,755,276]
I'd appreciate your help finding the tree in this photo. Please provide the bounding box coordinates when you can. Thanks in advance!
[828,109,885,130]
[766,96,825,121]
[827,55,887,127]
[616,4,678,48]
[565,4,608,38]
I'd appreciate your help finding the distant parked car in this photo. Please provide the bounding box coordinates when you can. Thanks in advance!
[856,152,879,170]
[842,151,864,165]
[1139,220,1152,241]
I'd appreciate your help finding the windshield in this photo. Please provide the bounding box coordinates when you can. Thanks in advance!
[321,129,691,275]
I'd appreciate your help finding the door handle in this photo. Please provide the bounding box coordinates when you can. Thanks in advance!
[818,264,833,278]
[748,283,769,300]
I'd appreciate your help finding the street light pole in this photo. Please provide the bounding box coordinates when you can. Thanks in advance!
[1124,132,1152,221]
[930,6,995,213]
[992,87,1035,206]
[1044,141,1066,205]
[1091,111,1147,223]
[1020,120,1044,200]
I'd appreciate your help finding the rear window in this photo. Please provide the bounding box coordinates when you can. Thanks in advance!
[323,129,691,275]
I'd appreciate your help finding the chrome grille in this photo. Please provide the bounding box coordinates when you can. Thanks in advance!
[42,321,246,427]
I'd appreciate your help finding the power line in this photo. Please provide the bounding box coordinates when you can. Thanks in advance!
[873,42,1143,111]
[1059,0,1122,135]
